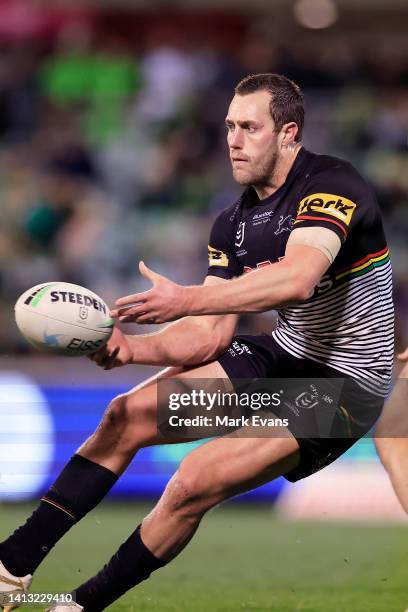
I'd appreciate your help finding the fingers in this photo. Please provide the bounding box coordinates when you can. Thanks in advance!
[118,313,159,324]
[111,261,162,315]
[111,302,144,318]
[111,302,155,322]
[88,345,120,369]
[110,261,171,323]
[102,346,121,370]
[117,314,136,323]
[139,260,162,282]
[88,349,105,364]
[112,295,145,313]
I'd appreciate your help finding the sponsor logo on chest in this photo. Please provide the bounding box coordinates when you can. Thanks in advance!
[252,210,274,226]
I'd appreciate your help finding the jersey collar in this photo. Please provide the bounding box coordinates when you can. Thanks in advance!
[245,146,309,208]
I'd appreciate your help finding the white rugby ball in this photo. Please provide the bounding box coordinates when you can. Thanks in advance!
[15,282,114,356]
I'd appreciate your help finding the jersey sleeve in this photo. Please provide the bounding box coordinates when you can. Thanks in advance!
[207,210,243,279]
[293,166,363,243]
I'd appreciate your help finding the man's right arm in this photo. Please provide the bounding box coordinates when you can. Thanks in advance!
[91,276,238,370]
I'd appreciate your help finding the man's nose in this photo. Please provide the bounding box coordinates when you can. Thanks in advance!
[229,128,243,148]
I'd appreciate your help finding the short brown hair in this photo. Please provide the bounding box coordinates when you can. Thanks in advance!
[235,73,304,142]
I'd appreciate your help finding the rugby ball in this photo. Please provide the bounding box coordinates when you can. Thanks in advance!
[15,282,114,356]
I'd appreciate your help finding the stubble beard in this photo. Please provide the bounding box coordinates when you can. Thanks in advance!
[232,149,279,188]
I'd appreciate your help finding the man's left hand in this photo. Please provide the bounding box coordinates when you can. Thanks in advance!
[110,261,190,324]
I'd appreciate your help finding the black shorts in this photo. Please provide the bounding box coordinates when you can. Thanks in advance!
[217,334,384,482]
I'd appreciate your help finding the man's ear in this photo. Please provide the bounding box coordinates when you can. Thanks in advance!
[280,122,299,149]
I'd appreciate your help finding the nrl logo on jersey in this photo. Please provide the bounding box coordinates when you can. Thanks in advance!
[235,221,246,247]
[297,193,357,225]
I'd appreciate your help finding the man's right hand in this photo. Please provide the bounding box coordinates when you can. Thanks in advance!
[88,327,134,370]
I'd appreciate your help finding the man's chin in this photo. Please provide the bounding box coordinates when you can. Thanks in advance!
[232,169,252,185]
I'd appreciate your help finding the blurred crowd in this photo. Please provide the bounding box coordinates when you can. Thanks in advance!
[0,4,407,354]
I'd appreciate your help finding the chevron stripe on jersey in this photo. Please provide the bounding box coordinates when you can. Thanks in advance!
[273,249,393,397]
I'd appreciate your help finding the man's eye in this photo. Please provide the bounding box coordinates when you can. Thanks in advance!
[247,126,256,133]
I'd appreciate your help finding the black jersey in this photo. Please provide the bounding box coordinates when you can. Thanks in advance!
[207,148,394,397]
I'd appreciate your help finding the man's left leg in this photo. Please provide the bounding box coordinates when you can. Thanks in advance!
[57,430,300,611]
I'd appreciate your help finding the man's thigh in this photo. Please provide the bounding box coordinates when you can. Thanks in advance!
[118,360,233,447]
[177,431,300,506]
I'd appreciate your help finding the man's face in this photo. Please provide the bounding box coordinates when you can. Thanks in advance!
[226,91,280,187]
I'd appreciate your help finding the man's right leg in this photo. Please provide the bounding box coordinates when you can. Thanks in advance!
[0,364,215,592]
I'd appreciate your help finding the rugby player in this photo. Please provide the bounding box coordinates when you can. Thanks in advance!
[0,73,394,611]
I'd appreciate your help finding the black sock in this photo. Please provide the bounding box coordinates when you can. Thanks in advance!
[0,455,118,576]
[74,525,165,611]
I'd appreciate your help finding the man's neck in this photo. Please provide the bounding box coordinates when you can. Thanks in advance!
[254,143,302,200]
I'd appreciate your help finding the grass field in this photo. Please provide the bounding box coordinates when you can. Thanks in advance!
[1,502,407,612]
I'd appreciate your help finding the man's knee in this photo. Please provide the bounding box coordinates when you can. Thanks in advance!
[163,457,218,520]
[375,435,408,473]
[92,391,154,454]
[104,393,129,426]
